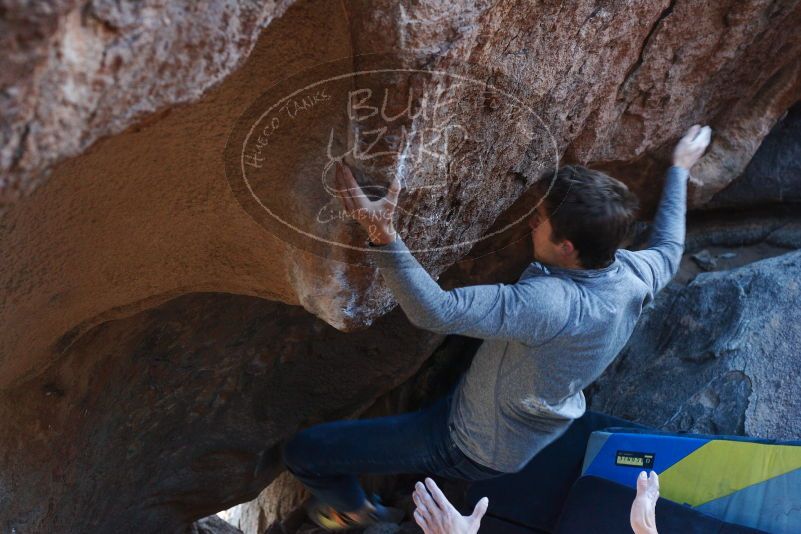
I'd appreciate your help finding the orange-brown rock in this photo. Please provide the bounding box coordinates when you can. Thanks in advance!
[1,0,800,532]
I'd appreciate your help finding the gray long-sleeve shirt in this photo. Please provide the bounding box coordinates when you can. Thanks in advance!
[368,166,689,472]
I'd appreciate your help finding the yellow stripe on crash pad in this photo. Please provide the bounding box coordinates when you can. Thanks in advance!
[658,440,801,507]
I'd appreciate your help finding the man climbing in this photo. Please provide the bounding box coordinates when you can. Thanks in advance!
[281,124,712,530]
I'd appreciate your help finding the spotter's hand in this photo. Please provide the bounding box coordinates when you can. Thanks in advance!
[413,477,488,534]
[630,470,660,534]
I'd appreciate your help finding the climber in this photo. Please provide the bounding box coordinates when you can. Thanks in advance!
[280,124,712,530]
[411,471,661,534]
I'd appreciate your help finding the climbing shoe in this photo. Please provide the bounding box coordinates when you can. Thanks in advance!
[305,494,405,531]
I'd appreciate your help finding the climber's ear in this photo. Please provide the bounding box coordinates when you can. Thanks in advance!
[557,238,582,265]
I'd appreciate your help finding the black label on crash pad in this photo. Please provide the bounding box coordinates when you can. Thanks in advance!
[615,450,655,469]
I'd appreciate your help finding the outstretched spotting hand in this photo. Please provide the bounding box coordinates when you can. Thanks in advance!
[673,124,712,170]
[630,470,660,534]
[334,160,402,245]
[413,477,489,534]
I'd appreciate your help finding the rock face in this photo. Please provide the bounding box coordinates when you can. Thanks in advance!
[1,0,293,207]
[190,515,243,534]
[1,0,801,532]
[590,248,801,437]
[708,101,801,208]
[0,293,443,532]
[2,0,800,390]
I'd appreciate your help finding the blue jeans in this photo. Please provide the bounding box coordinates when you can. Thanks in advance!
[282,391,505,512]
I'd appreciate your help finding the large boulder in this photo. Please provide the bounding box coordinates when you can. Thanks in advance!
[0,293,444,532]
[708,101,801,208]
[1,0,294,207]
[2,0,801,532]
[3,0,800,392]
[590,248,801,437]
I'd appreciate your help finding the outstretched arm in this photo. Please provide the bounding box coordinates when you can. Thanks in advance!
[369,235,569,345]
[629,125,712,295]
[333,161,568,345]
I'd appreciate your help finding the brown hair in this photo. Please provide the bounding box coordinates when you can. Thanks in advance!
[534,165,639,269]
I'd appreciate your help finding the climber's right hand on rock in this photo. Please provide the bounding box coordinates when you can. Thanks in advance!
[672,124,712,170]
[334,160,401,245]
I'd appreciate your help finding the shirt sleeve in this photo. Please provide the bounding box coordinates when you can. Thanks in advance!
[367,236,570,346]
[626,165,689,295]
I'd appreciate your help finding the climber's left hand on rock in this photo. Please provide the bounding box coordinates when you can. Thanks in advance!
[334,160,401,245]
